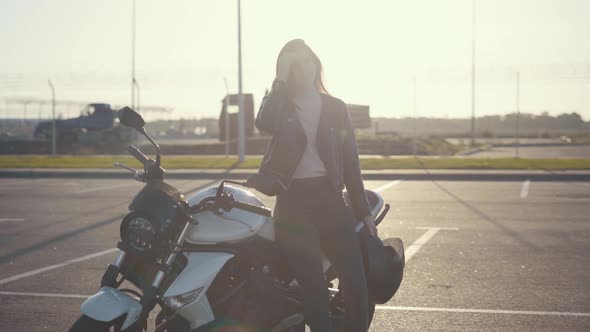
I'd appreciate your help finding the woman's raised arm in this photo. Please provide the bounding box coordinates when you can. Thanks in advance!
[255,79,288,135]
[255,51,299,135]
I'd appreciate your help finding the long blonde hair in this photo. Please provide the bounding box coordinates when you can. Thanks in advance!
[275,39,330,96]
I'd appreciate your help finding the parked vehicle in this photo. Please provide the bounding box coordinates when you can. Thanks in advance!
[34,103,136,153]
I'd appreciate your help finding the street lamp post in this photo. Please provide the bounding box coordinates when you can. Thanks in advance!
[413,74,417,156]
[223,77,230,157]
[236,0,245,162]
[134,78,141,112]
[470,0,477,147]
[131,0,136,109]
[515,71,520,158]
[48,80,56,155]
[22,102,29,128]
[1,101,6,133]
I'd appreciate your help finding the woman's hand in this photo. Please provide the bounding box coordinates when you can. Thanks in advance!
[362,214,378,237]
[277,51,298,82]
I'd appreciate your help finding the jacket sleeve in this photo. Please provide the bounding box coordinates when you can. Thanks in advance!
[255,79,288,135]
[341,102,371,220]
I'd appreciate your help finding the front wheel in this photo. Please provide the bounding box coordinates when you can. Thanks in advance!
[283,303,375,332]
[68,314,124,332]
[330,289,376,331]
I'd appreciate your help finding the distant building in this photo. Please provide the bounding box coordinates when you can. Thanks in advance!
[219,94,255,141]
[346,104,371,129]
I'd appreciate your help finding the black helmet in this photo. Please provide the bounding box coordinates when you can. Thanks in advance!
[359,231,405,304]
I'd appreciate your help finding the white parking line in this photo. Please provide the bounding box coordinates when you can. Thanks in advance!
[405,227,457,262]
[375,305,590,317]
[415,226,459,231]
[0,248,119,285]
[0,291,88,299]
[369,180,452,263]
[373,180,402,193]
[0,218,26,222]
[520,180,531,198]
[0,291,587,318]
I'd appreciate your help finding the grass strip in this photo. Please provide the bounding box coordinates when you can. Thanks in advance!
[1,156,589,170]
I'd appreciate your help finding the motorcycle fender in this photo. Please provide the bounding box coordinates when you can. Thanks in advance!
[81,286,142,330]
[163,252,234,329]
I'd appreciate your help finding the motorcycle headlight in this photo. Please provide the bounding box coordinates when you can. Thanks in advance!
[164,287,204,310]
[121,215,156,252]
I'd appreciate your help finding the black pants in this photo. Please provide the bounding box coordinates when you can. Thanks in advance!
[274,176,369,332]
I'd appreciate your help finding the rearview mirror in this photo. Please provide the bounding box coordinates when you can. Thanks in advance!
[118,107,145,131]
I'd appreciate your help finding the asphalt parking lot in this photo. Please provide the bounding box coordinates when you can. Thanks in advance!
[0,176,589,331]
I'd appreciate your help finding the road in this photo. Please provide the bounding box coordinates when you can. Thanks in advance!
[0,176,589,331]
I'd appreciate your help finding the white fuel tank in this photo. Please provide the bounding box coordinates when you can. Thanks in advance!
[184,185,273,244]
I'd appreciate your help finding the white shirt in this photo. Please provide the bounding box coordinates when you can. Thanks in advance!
[291,90,327,179]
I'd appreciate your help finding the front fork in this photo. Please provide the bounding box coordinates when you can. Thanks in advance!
[99,216,194,331]
[100,251,127,288]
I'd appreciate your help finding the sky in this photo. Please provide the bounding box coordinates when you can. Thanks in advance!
[1,0,589,120]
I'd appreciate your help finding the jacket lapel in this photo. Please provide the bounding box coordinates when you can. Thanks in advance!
[316,94,333,168]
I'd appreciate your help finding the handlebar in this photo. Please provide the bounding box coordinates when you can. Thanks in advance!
[128,144,150,166]
[187,197,271,218]
[232,201,272,217]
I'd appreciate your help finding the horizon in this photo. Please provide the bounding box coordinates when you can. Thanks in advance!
[3,110,588,123]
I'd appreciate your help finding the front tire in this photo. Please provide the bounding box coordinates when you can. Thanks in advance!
[68,314,124,332]
[330,288,376,331]
[283,303,375,332]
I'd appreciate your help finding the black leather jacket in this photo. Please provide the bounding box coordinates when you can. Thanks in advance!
[255,79,371,220]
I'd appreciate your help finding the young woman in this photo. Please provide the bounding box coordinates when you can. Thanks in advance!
[255,39,377,332]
